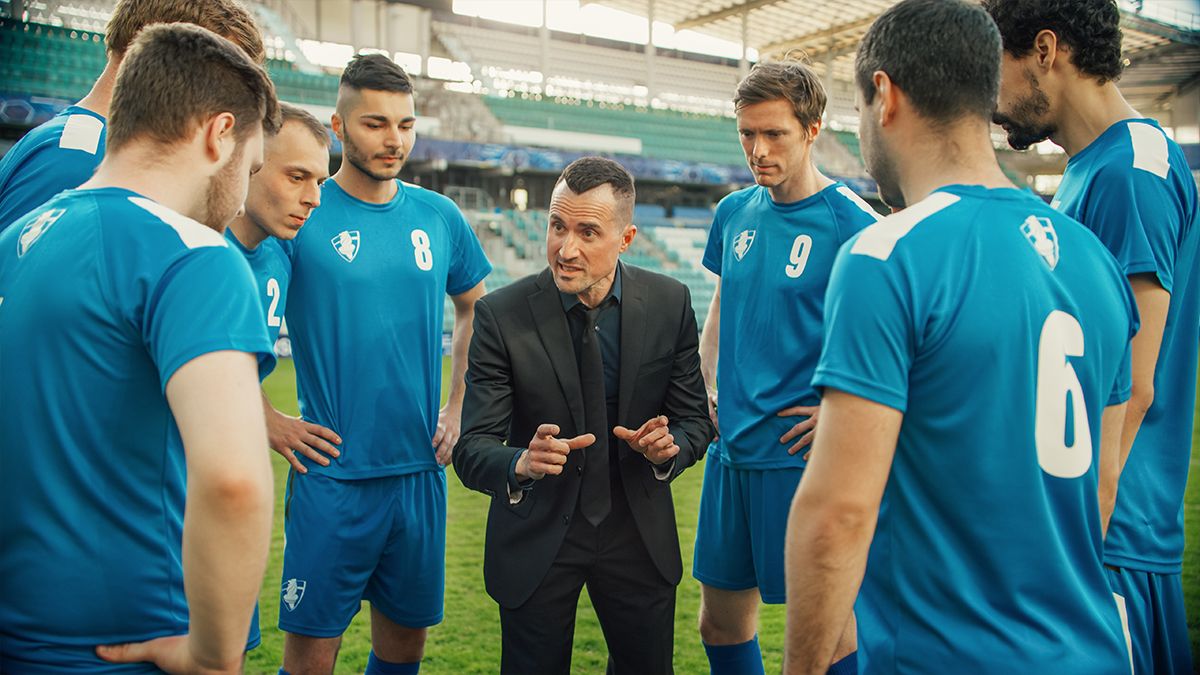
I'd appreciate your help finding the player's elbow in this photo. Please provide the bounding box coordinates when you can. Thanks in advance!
[790,492,877,558]
[1128,381,1155,420]
[193,468,273,516]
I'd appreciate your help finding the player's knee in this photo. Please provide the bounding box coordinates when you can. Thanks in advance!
[698,602,752,644]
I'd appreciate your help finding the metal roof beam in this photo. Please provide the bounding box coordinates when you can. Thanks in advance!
[675,0,787,31]
[759,14,878,55]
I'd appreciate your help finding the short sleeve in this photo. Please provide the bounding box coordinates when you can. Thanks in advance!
[1108,272,1141,406]
[701,208,725,275]
[1083,164,1180,292]
[144,247,275,390]
[446,205,492,296]
[0,142,101,233]
[811,240,916,412]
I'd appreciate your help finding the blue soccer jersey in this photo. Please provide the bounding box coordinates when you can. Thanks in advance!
[226,229,292,377]
[814,185,1137,672]
[0,106,106,233]
[0,188,272,673]
[702,182,879,469]
[282,179,491,478]
[1052,118,1200,573]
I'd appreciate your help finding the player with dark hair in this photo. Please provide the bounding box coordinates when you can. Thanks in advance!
[784,0,1136,671]
[986,3,1198,670]
[275,53,491,675]
[692,58,878,675]
[0,0,266,232]
[0,23,279,673]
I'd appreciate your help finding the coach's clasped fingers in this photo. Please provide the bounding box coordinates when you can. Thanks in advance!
[778,405,819,455]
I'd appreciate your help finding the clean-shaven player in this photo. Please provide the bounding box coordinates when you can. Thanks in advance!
[0,23,279,673]
[225,102,344,472]
[0,0,265,232]
[785,0,1136,672]
[693,59,878,675]
[986,2,1198,671]
[276,54,491,675]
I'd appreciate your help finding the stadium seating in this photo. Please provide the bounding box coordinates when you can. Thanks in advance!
[484,95,744,166]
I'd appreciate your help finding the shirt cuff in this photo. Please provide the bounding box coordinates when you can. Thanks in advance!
[508,450,534,504]
[652,457,675,481]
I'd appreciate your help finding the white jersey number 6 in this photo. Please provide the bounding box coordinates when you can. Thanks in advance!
[1035,310,1093,478]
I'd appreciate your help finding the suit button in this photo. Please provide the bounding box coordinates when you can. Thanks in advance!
[562,514,570,526]
[576,466,583,475]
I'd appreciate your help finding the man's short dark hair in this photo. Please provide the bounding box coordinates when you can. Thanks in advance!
[279,102,331,147]
[340,53,414,94]
[983,0,1124,84]
[556,157,636,223]
[107,23,281,152]
[856,0,1001,125]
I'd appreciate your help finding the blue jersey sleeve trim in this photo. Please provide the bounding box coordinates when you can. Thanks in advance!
[812,368,908,413]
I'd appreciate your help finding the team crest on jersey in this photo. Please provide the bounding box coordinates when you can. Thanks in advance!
[1020,215,1060,269]
[17,208,65,257]
[282,578,306,611]
[331,230,361,263]
[733,229,756,261]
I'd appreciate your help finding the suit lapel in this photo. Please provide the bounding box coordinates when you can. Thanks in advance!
[617,262,647,429]
[528,268,586,433]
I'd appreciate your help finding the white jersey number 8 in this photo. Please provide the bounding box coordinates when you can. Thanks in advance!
[1035,310,1093,478]
[412,229,433,271]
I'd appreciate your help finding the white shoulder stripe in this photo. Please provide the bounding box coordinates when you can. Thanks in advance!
[59,114,104,155]
[850,191,960,261]
[128,197,227,249]
[1129,122,1169,179]
[835,185,882,221]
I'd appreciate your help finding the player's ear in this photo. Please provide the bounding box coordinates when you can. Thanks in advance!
[873,71,898,127]
[1034,29,1059,73]
[331,113,345,141]
[202,112,237,164]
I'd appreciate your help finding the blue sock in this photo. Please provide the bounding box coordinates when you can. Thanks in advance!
[827,651,857,675]
[365,651,420,675]
[277,670,291,675]
[703,635,764,675]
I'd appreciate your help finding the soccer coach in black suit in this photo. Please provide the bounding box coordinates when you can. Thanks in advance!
[454,157,714,674]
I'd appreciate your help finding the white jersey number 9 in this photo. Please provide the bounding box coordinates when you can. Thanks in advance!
[785,234,813,279]
[1035,310,1093,478]
[412,229,433,271]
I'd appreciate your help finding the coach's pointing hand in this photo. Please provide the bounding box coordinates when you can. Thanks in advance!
[777,404,820,456]
[615,415,679,465]
[265,403,341,474]
[515,424,595,481]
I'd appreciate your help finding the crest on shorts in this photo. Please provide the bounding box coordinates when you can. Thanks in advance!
[282,578,307,611]
[1020,215,1059,270]
[17,208,65,257]
[331,230,361,263]
[733,229,756,261]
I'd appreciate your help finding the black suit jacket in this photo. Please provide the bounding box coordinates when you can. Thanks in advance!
[453,263,715,609]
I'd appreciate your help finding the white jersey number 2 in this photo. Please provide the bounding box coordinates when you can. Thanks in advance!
[266,278,282,327]
[784,234,813,278]
[1035,310,1092,478]
[412,229,433,271]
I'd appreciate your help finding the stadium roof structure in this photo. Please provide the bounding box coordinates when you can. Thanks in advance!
[584,0,1200,113]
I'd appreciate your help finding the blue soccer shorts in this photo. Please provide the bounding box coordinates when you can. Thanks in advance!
[278,469,447,637]
[1105,565,1192,674]
[692,455,803,604]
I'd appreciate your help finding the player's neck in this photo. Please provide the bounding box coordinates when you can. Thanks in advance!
[228,215,267,250]
[84,149,208,225]
[1052,82,1140,158]
[75,61,119,118]
[333,164,398,204]
[767,164,833,204]
[897,121,1012,205]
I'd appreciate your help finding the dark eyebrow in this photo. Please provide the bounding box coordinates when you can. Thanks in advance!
[283,165,313,176]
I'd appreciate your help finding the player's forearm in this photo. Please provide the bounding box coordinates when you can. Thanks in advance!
[183,457,273,667]
[698,286,720,391]
[783,496,873,674]
[445,303,478,409]
[1098,403,1126,537]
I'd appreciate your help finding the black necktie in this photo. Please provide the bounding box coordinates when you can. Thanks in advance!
[578,304,611,526]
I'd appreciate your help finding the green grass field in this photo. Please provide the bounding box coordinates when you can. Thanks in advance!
[249,358,1199,674]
